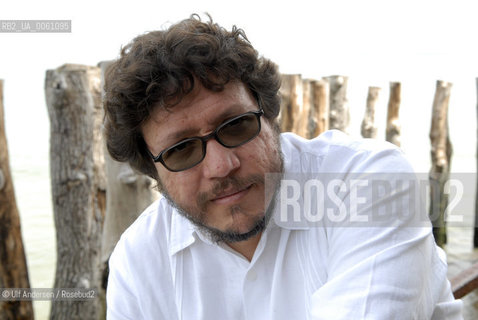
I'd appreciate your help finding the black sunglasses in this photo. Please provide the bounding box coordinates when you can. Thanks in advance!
[148,109,264,172]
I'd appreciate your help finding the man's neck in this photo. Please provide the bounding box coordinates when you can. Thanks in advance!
[226,232,262,262]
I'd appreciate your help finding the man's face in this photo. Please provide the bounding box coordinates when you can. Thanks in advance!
[141,81,283,242]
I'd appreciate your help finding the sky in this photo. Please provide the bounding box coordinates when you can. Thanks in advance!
[1,0,478,172]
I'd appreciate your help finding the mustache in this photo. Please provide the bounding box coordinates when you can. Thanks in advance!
[196,174,264,209]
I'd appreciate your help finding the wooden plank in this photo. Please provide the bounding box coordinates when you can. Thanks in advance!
[45,64,104,319]
[475,77,478,248]
[450,262,478,299]
[429,80,453,247]
[0,80,34,320]
[297,79,311,138]
[310,79,329,138]
[325,75,350,133]
[361,86,380,138]
[385,82,401,146]
[278,74,302,133]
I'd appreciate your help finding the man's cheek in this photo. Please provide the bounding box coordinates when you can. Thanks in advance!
[168,181,194,205]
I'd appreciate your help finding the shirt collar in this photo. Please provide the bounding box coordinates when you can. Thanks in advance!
[168,204,309,257]
[168,209,196,256]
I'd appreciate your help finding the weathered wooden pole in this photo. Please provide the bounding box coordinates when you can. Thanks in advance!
[309,79,329,138]
[0,81,34,320]
[450,261,478,299]
[296,79,312,138]
[429,80,453,247]
[385,82,401,146]
[325,75,350,133]
[361,86,381,139]
[45,64,105,320]
[475,77,478,248]
[98,61,158,288]
[278,74,303,133]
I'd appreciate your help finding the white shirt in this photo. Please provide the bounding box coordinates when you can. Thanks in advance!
[107,130,463,320]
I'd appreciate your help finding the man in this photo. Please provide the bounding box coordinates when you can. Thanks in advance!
[104,15,463,319]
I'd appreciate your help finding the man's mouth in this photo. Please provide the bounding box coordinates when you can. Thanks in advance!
[211,184,253,205]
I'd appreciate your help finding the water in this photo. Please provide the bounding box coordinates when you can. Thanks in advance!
[10,151,55,320]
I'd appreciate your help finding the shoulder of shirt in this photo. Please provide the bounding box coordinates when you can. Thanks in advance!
[280,129,414,173]
[280,129,402,158]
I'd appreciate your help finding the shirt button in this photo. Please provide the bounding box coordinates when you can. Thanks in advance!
[247,270,257,282]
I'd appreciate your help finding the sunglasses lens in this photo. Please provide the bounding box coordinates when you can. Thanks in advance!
[162,138,204,171]
[217,113,260,147]
[156,111,262,172]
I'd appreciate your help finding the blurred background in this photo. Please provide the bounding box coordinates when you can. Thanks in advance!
[1,0,477,318]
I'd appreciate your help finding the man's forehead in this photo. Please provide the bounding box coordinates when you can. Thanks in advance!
[148,81,254,126]
[150,101,250,137]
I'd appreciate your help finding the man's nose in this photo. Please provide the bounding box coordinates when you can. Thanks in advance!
[202,138,240,178]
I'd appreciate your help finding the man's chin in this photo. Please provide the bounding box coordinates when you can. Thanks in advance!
[201,215,267,243]
[161,192,263,243]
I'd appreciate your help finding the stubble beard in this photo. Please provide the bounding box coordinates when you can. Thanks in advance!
[160,130,284,244]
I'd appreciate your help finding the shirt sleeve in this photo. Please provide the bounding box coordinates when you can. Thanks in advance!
[308,144,463,319]
[309,227,463,319]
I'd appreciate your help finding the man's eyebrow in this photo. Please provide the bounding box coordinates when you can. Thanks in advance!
[205,105,243,127]
[166,127,200,144]
[166,104,251,143]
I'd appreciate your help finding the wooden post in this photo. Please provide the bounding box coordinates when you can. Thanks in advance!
[278,74,302,133]
[361,86,381,139]
[450,261,478,299]
[325,75,350,133]
[385,82,401,146]
[98,60,158,288]
[475,77,478,248]
[296,79,312,138]
[0,81,34,320]
[429,80,453,247]
[45,64,105,320]
[309,79,329,138]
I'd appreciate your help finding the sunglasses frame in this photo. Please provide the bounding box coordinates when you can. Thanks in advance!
[148,109,264,172]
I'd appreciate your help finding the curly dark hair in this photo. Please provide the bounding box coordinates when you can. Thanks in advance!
[103,14,281,181]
